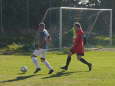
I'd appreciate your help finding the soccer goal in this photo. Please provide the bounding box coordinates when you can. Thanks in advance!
[42,7,112,49]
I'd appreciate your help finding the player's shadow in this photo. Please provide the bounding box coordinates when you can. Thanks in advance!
[41,70,74,79]
[42,70,89,79]
[0,74,37,83]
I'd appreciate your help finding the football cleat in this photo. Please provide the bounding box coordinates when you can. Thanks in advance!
[48,69,54,74]
[88,63,92,71]
[33,68,41,73]
[60,66,68,70]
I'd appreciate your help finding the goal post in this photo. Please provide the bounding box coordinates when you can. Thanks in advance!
[110,10,112,45]
[59,8,63,49]
[42,7,112,49]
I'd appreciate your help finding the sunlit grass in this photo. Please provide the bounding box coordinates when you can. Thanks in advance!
[0,51,115,86]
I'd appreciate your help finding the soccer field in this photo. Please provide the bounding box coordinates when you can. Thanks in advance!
[0,51,115,86]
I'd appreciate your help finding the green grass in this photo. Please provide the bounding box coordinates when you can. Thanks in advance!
[0,51,115,86]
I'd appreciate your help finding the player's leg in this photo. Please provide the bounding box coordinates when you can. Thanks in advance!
[76,54,92,71]
[31,50,41,73]
[40,49,54,74]
[61,51,73,70]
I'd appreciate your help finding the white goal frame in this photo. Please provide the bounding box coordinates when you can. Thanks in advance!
[42,7,112,49]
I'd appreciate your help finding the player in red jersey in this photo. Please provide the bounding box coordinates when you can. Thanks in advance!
[61,22,92,71]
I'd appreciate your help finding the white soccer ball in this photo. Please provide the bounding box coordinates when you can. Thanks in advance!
[20,66,28,73]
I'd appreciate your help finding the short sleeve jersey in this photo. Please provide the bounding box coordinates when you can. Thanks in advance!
[39,29,49,49]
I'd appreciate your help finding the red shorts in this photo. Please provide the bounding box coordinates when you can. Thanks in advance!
[70,48,84,56]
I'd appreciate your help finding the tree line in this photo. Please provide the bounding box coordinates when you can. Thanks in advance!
[0,0,114,48]
[0,0,113,30]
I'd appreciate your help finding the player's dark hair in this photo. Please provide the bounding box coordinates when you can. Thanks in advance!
[39,22,45,26]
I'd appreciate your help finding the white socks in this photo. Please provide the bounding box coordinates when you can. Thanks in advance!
[43,60,53,70]
[32,56,53,70]
[32,56,40,69]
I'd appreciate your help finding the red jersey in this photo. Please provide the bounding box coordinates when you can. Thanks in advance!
[71,28,84,54]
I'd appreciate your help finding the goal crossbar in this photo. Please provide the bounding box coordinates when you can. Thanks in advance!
[42,7,112,22]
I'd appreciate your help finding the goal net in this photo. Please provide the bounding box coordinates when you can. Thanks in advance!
[42,7,112,49]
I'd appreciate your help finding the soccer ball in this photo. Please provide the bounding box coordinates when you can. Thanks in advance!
[20,66,28,73]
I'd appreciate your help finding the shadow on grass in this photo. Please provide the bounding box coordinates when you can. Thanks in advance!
[41,70,88,79]
[0,74,37,83]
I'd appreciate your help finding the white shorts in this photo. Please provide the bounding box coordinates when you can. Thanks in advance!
[33,49,47,58]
